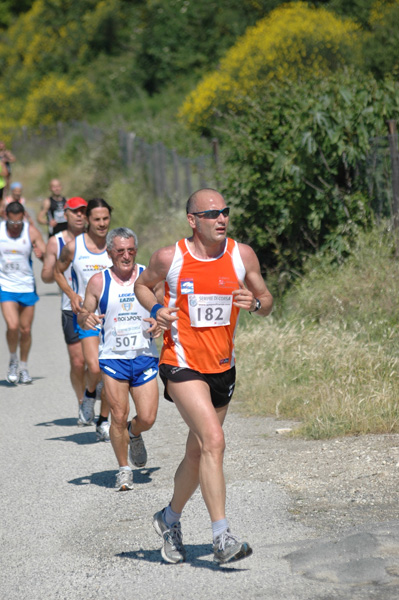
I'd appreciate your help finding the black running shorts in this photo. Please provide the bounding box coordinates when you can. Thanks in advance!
[159,363,236,408]
[61,310,80,345]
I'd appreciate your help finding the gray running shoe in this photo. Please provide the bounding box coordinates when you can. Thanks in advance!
[19,369,32,384]
[213,529,253,564]
[153,509,186,564]
[7,360,19,384]
[115,469,134,491]
[77,393,96,426]
[129,433,147,468]
[96,420,110,442]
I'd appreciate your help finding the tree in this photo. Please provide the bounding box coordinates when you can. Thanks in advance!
[179,2,360,132]
[220,70,399,276]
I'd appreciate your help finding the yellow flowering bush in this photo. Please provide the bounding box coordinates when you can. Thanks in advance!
[369,0,398,24]
[179,2,360,130]
[21,74,98,127]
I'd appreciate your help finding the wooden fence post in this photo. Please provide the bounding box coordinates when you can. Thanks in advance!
[172,149,180,208]
[387,120,399,256]
[126,132,135,169]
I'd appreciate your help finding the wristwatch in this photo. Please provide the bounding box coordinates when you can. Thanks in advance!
[249,298,261,313]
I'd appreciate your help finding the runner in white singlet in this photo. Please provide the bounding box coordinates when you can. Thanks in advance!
[78,227,161,491]
[0,202,46,384]
[54,198,113,440]
[41,197,88,404]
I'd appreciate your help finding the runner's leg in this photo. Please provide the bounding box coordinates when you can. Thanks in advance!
[129,377,159,436]
[167,378,229,523]
[103,373,130,466]
[18,304,35,362]
[1,301,20,354]
[67,341,86,401]
[81,335,109,418]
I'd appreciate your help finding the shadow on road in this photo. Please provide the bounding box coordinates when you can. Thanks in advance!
[36,418,78,427]
[68,466,160,489]
[0,377,44,386]
[45,431,98,445]
[116,544,250,571]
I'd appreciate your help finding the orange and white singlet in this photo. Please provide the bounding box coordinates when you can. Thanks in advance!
[160,237,246,373]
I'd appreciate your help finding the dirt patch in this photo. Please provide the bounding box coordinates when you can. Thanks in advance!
[225,412,399,536]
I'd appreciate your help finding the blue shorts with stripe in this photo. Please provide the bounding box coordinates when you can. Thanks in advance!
[99,356,159,388]
[73,313,100,339]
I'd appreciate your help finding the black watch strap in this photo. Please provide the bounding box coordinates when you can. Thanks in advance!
[249,298,261,313]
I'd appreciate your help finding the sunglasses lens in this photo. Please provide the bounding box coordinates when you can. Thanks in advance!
[203,208,230,219]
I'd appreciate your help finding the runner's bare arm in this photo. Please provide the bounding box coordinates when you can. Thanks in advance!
[54,240,82,313]
[135,246,179,330]
[77,273,104,330]
[41,235,58,283]
[29,225,46,262]
[231,243,273,316]
[37,197,50,225]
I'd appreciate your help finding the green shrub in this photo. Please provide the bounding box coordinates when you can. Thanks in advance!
[220,70,399,277]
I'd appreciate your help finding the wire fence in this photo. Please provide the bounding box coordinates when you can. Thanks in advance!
[5,119,399,219]
[8,121,218,209]
[367,135,394,222]
[118,130,218,208]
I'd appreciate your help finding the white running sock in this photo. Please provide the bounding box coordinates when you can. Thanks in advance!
[164,505,182,527]
[212,518,229,541]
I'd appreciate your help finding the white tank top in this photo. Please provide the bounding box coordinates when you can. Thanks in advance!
[71,233,112,298]
[0,221,35,293]
[55,231,72,311]
[98,267,158,360]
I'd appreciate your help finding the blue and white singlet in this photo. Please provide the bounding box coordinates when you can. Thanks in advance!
[98,266,158,361]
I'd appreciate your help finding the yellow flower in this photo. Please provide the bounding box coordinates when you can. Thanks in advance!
[179,2,359,130]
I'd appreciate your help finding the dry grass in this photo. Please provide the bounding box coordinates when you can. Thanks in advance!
[235,316,399,439]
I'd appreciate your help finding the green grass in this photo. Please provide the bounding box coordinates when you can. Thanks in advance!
[234,224,399,438]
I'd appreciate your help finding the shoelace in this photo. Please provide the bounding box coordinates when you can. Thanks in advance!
[215,530,240,550]
[164,523,183,549]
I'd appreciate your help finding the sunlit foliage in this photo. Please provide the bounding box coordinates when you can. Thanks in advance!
[179,2,360,131]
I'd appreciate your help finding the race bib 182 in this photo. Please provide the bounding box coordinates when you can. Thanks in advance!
[188,294,232,327]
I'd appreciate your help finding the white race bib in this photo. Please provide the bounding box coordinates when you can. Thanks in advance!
[188,294,232,328]
[4,253,22,272]
[112,320,145,351]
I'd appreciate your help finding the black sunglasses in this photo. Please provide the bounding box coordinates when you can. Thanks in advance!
[190,207,230,219]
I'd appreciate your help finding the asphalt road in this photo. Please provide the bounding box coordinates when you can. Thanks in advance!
[1,261,398,600]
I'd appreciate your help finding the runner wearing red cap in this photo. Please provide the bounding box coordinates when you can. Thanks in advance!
[41,197,88,405]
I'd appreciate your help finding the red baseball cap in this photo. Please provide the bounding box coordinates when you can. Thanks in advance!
[64,197,88,210]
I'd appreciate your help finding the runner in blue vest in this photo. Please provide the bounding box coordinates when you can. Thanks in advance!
[78,227,161,490]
